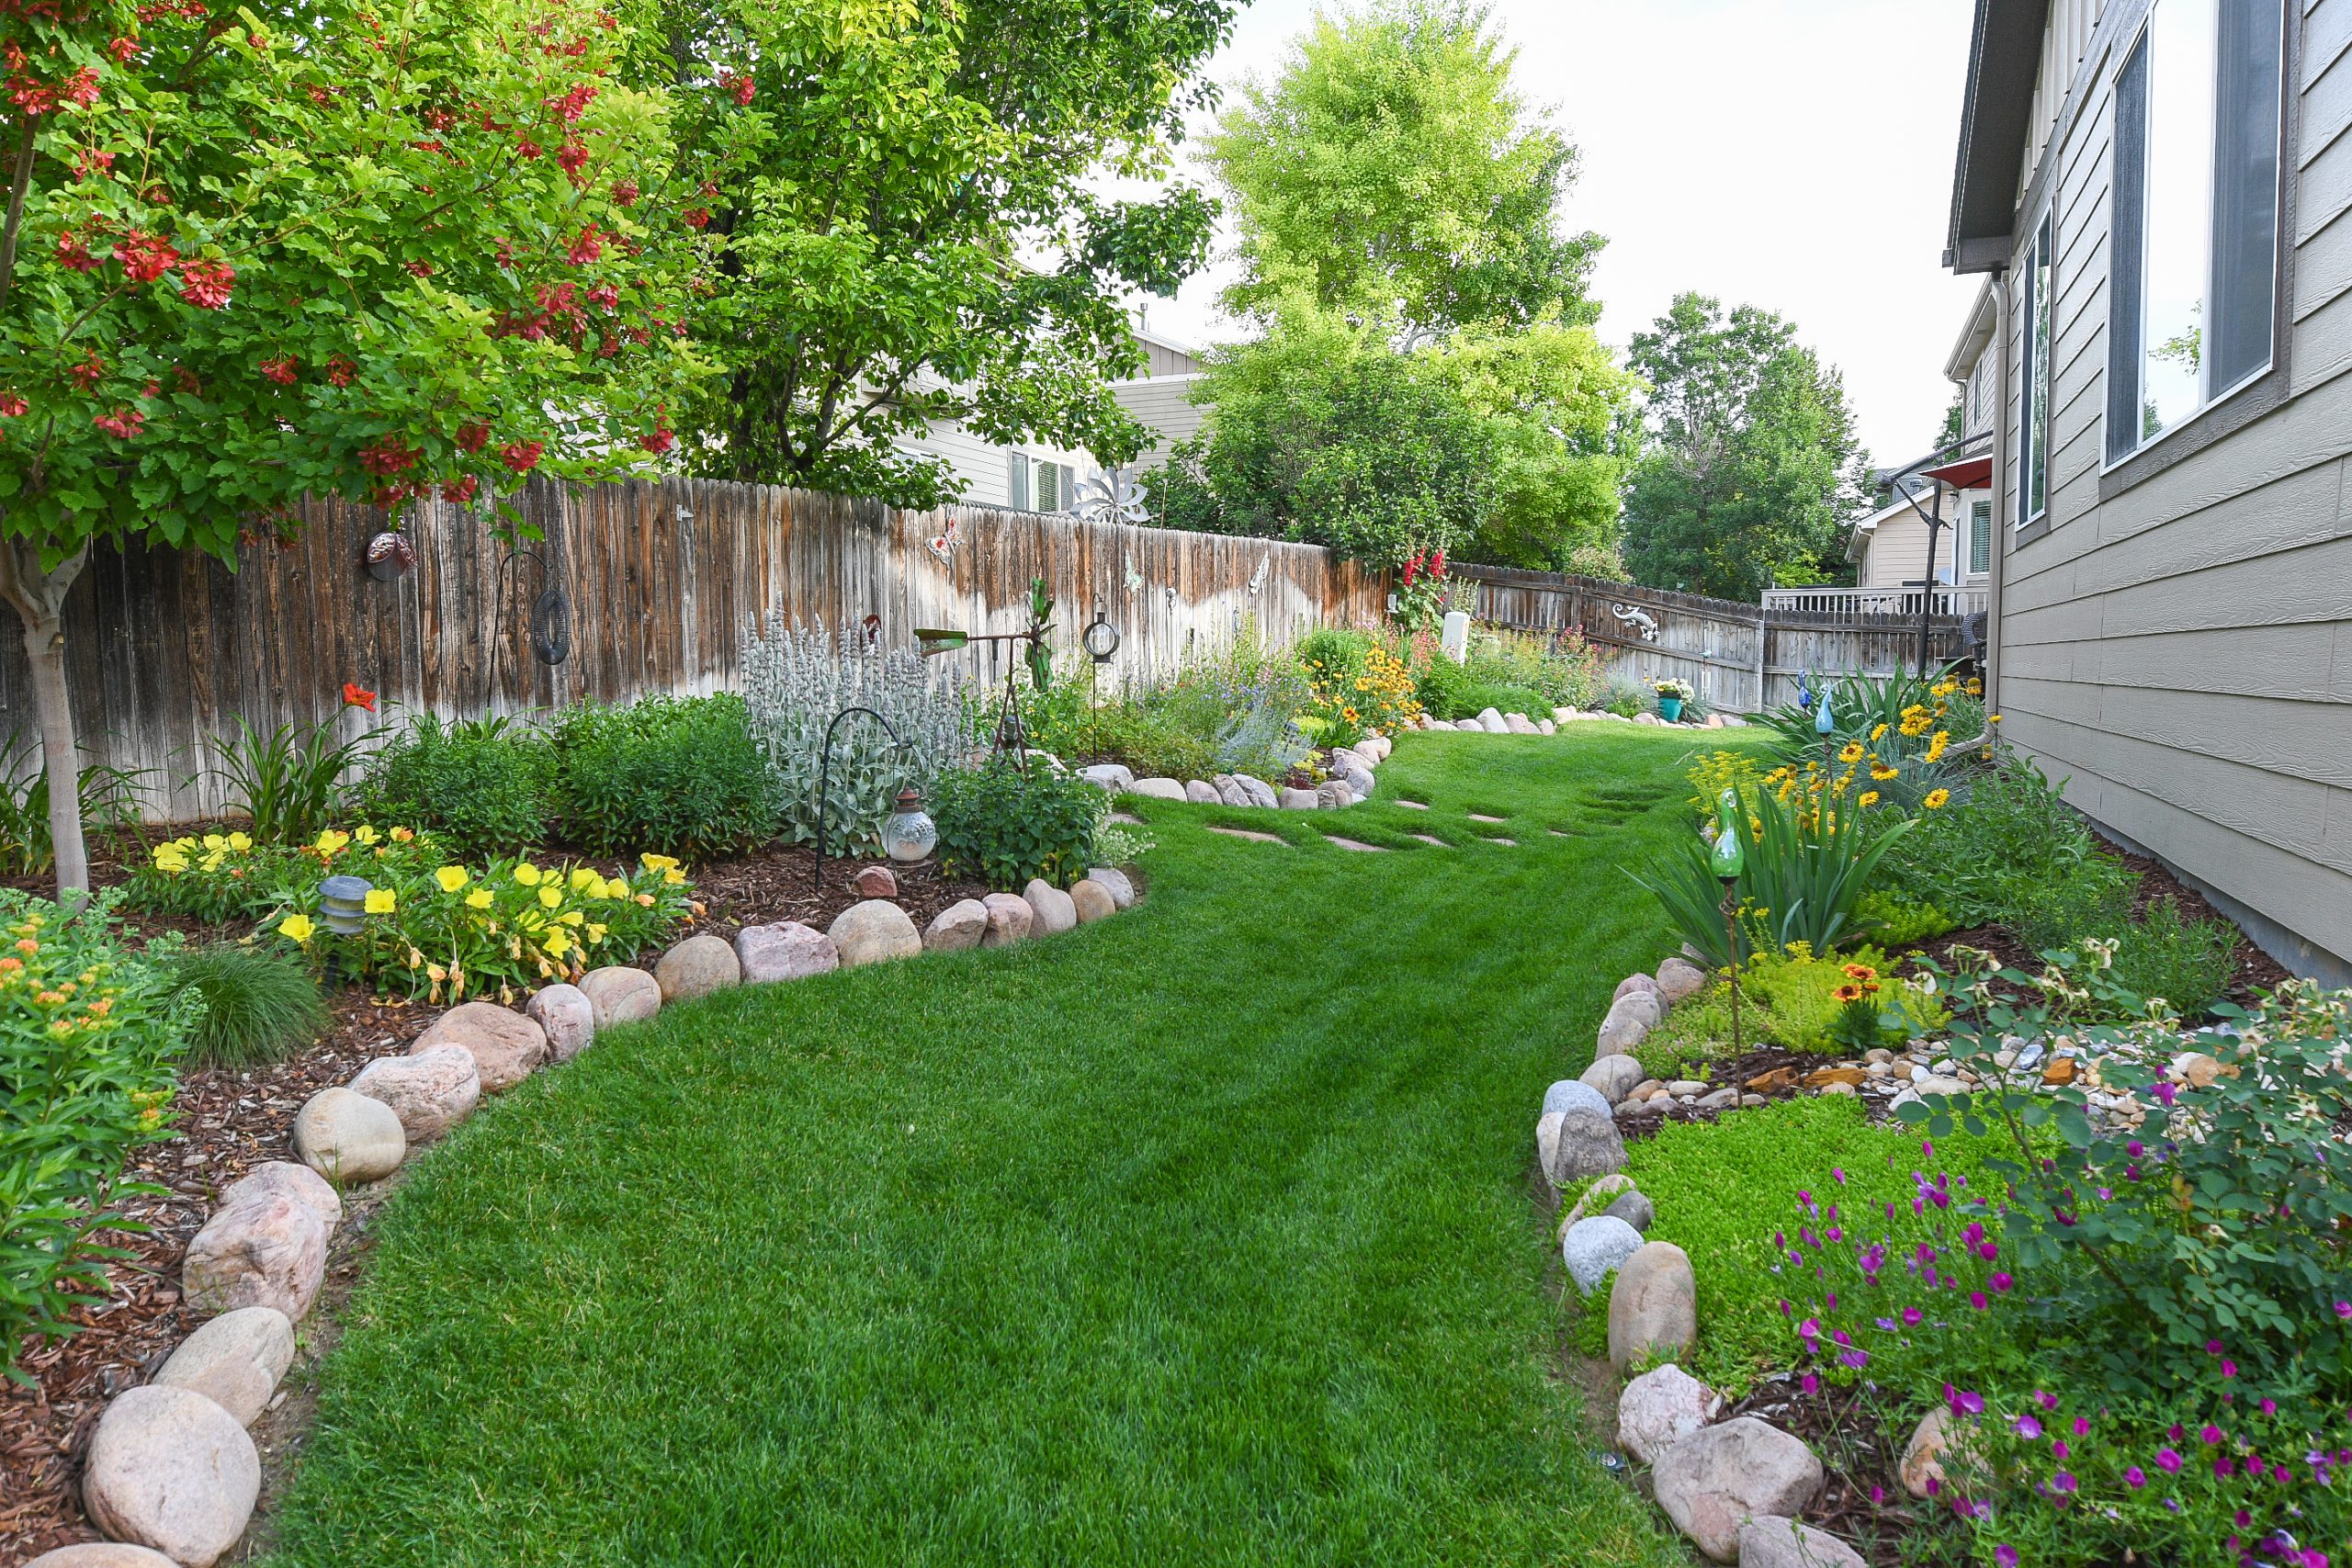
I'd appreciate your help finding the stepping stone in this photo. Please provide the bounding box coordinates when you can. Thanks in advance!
[1109,811,1145,826]
[1467,813,1507,824]
[1409,834,1451,847]
[1396,799,1429,809]
[1322,836,1387,852]
[1549,829,1572,837]
[1480,837,1518,846]
[1206,826,1289,845]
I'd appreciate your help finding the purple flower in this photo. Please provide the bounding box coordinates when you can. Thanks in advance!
[2202,1425,2225,1445]
[1839,1349,1870,1370]
[2074,1416,2089,1437]
[2336,1302,2352,1321]
[2124,1465,2147,1488]
[1801,1371,1819,1395]
[2262,1399,2278,1416]
[1969,1291,1988,1311]
[1869,1485,1885,1506]
[2037,1392,2059,1411]
[1832,1167,1847,1184]
[1949,1387,1984,1417]
[2155,1082,2178,1107]
[2017,1416,2044,1439]
[2157,1449,2185,1473]
[2053,1440,2070,1461]
[1990,1272,2014,1293]
[2051,1472,2077,1494]
[2222,1359,2238,1379]
[1902,1307,1924,1327]
[1995,1546,2018,1568]
[2206,1339,2224,1354]
[2216,1456,2236,1479]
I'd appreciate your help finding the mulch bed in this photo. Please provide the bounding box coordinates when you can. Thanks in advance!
[0,830,993,1560]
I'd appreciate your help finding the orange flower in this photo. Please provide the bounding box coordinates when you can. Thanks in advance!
[343,681,378,712]
[1831,983,1865,1004]
[1842,964,1876,981]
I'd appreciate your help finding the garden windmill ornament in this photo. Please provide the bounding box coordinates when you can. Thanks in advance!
[1079,468,1150,527]
[915,576,1056,770]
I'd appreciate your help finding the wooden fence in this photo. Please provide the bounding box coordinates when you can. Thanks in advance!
[1459,564,1967,713]
[24,478,1385,821]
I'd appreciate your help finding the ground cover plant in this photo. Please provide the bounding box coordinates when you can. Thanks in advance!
[253,728,1720,1566]
[1021,629,1322,784]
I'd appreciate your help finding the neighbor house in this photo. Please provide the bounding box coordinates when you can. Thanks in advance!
[1946,0,2352,980]
[892,323,1207,514]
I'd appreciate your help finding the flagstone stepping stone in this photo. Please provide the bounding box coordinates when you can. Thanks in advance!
[1397,799,1429,809]
[1206,826,1289,844]
[1467,812,1508,823]
[1480,837,1518,846]
[1409,834,1450,847]
[1322,836,1387,852]
[1108,811,1146,826]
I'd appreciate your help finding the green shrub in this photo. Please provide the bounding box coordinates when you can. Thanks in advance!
[553,695,779,862]
[1882,758,2113,928]
[159,945,329,1069]
[0,890,185,1380]
[356,713,557,860]
[1851,886,1956,944]
[1460,625,1604,710]
[930,763,1100,891]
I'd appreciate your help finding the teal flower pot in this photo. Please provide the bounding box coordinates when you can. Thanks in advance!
[1659,696,1685,723]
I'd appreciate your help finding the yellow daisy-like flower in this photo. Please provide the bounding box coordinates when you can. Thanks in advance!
[538,886,562,908]
[435,865,470,893]
[1924,788,1951,809]
[1871,765,1899,782]
[466,888,495,909]
[364,888,397,914]
[202,832,227,852]
[1858,791,1880,807]
[514,863,543,886]
[278,913,315,944]
[570,866,602,892]
[228,831,252,852]
[1869,722,1889,741]
[1837,741,1864,763]
[314,829,350,856]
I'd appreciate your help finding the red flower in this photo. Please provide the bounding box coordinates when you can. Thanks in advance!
[60,66,99,108]
[0,393,26,417]
[55,233,97,272]
[114,230,179,283]
[546,83,597,123]
[326,355,356,388]
[723,72,754,106]
[682,207,710,230]
[358,437,419,476]
[499,439,543,473]
[1430,548,1446,577]
[566,225,603,265]
[93,408,143,438]
[258,355,297,385]
[107,35,140,62]
[66,353,104,390]
[639,423,673,455]
[404,260,434,276]
[515,136,543,160]
[342,682,377,711]
[439,474,479,504]
[586,283,618,310]
[456,420,491,453]
[179,259,234,309]
[558,139,588,176]
[73,148,115,181]
[611,177,639,206]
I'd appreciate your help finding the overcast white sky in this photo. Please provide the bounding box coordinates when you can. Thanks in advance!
[1141,0,1985,467]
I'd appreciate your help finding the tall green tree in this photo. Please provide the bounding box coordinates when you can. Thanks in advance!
[641,0,1235,506]
[1204,0,1598,338]
[1620,293,1870,603]
[1,0,699,895]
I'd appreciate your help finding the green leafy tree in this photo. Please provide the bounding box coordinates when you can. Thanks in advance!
[1204,0,1598,338]
[641,0,1235,506]
[1621,293,1870,602]
[1,0,702,895]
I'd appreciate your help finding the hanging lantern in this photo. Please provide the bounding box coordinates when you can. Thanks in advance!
[318,874,374,936]
[1709,789,1746,882]
[1082,604,1121,665]
[882,786,938,865]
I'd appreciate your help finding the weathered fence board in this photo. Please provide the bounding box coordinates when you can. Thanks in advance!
[27,478,1384,821]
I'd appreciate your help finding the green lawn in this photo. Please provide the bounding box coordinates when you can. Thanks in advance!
[260,729,1736,1567]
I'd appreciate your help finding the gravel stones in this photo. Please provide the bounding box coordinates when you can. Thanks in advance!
[80,1384,260,1568]
[579,965,662,1030]
[350,1045,480,1143]
[655,933,742,1001]
[290,1086,407,1186]
[829,899,922,967]
[413,1000,549,1090]
[735,921,839,982]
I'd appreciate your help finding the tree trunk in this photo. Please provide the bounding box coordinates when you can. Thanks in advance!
[0,540,92,900]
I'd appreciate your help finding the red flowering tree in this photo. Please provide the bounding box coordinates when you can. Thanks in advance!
[0,0,707,893]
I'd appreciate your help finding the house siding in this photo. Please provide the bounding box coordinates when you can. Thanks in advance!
[1111,373,1210,468]
[1992,0,2352,978]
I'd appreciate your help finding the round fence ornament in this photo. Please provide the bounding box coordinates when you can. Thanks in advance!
[529,586,571,666]
[366,531,416,581]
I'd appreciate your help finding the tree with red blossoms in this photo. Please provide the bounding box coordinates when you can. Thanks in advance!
[0,0,708,894]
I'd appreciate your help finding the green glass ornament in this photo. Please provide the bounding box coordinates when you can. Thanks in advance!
[1710,787,1745,880]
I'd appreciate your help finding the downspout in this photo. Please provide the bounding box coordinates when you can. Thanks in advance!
[1986,268,2013,714]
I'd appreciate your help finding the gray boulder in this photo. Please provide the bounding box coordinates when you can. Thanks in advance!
[1505,713,1539,734]
[153,1305,293,1427]
[1212,773,1250,807]
[578,965,661,1030]
[1650,1416,1824,1562]
[1617,1362,1719,1463]
[1131,777,1186,801]
[1563,1215,1645,1294]
[1476,706,1508,733]
[922,900,990,953]
[524,983,596,1061]
[1079,762,1136,794]
[1597,999,1653,1055]
[1086,866,1137,908]
[1614,973,1660,1003]
[291,1086,406,1187]
[829,899,922,967]
[1278,787,1320,810]
[1603,1189,1657,1232]
[1608,1240,1698,1371]
[181,1162,339,1322]
[1656,955,1710,1003]
[1579,1053,1647,1104]
[350,1045,480,1142]
[1232,774,1279,808]
[81,1385,260,1568]
[736,921,840,983]
[1316,780,1357,809]
[1183,780,1222,805]
[1612,989,1666,1031]
[980,892,1034,946]
[655,933,741,1002]
[1737,1517,1868,1568]
[1560,1172,1637,1231]
[413,1001,548,1091]
[1023,878,1079,936]
[1535,1080,1627,1188]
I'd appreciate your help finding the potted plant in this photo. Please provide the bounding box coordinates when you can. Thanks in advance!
[1653,677,1695,724]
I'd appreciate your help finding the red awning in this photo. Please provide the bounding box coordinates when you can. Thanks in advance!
[1920,455,1992,489]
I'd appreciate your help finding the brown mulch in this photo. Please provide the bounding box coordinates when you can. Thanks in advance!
[1723,1373,1939,1565]
[0,831,991,1561]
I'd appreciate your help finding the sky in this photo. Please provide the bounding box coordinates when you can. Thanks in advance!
[1140,0,1987,468]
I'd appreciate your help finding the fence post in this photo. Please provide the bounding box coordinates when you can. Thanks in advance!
[1753,612,1769,713]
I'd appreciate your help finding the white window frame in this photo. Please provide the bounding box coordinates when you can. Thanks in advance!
[2018,211,2053,526]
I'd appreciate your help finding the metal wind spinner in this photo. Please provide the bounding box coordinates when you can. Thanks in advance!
[1078,467,1150,526]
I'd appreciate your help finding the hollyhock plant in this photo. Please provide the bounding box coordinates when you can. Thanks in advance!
[0,0,713,896]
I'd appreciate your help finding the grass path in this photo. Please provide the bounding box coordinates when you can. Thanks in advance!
[259,729,1725,1567]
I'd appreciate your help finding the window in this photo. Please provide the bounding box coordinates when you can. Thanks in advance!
[1969,499,1993,576]
[2020,213,2052,523]
[2106,0,2283,464]
[1008,452,1031,512]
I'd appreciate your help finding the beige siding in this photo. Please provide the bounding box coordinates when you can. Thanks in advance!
[1111,374,1211,468]
[1990,0,2352,977]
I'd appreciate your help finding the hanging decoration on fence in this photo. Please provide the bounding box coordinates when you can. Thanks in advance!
[925,514,964,568]
[1610,603,1660,643]
[1124,552,1144,600]
[365,530,416,582]
[1079,468,1150,527]
[1249,554,1270,596]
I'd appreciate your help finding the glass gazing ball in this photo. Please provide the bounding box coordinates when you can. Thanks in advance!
[884,803,937,864]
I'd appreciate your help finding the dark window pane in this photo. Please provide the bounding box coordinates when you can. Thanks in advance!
[2109,33,2151,462]
[2210,0,2282,393]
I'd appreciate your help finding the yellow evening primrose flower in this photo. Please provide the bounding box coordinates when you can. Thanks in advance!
[201,850,226,873]
[640,852,679,874]
[466,888,495,910]
[390,826,415,842]
[560,909,584,927]
[538,886,562,908]
[543,930,571,958]
[570,866,601,892]
[278,913,315,944]
[514,863,542,886]
[354,825,380,846]
[152,845,188,873]
[202,832,226,852]
[364,889,397,915]
[587,923,608,944]
[228,831,252,851]
[1924,788,1951,809]
[435,866,469,893]
[663,868,685,885]
[314,829,350,856]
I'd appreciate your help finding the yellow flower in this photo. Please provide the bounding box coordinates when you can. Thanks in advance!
[1859,791,1881,807]
[435,865,469,893]
[560,909,584,926]
[152,846,189,874]
[1838,741,1863,763]
[426,962,447,984]
[514,863,542,886]
[1924,788,1951,809]
[663,868,685,885]
[542,929,571,958]
[466,888,495,909]
[1987,713,2003,724]
[538,886,562,908]
[228,831,252,851]
[1870,723,1889,742]
[390,826,415,842]
[354,825,380,846]
[640,852,679,874]
[586,922,608,944]
[278,913,315,944]
[314,829,350,856]
[570,866,601,892]
[364,888,397,914]
[201,832,227,852]
[1871,765,1898,782]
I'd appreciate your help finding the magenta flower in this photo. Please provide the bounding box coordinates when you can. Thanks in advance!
[2216,1457,2235,1478]
[1991,1272,2014,1293]
[2221,1359,2238,1379]
[2074,1416,2089,1437]
[1832,1167,1847,1184]
[2202,1425,2225,1445]
[1949,1387,1985,1417]
[2206,1339,2224,1354]
[2157,1448,2185,1473]
[2017,1416,2043,1439]
[2037,1392,2060,1410]
[1994,1547,2018,1568]
[1970,1291,1988,1311]
[2053,1440,2070,1461]
[2052,1472,2077,1494]
[1902,1307,1924,1327]
[2124,1465,2147,1488]
[1801,1371,1819,1395]
[2335,1301,2351,1321]
[2262,1399,2278,1416]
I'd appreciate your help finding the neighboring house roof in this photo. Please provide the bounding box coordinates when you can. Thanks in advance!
[1945,0,2054,273]
[1944,277,1999,381]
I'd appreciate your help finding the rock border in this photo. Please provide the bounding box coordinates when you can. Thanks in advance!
[1409,705,1749,734]
[1096,728,1393,813]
